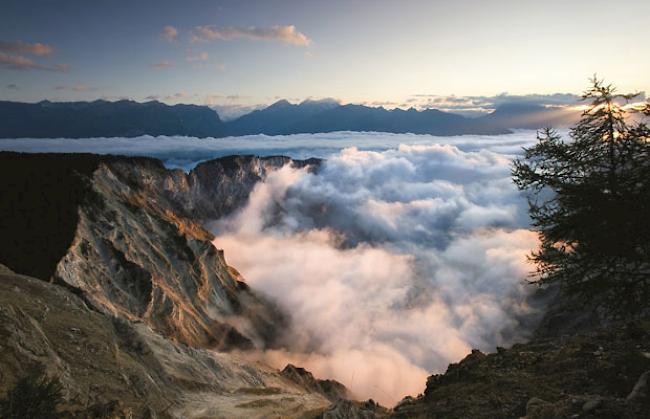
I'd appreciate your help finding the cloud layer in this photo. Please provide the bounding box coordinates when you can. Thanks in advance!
[207,140,543,405]
[0,130,541,171]
[402,93,585,117]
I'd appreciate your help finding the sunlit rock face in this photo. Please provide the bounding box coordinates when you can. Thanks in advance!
[54,155,317,350]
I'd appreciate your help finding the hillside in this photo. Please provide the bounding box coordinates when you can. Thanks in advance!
[0,263,337,418]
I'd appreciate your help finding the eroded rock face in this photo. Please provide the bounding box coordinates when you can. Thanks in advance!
[53,155,318,350]
[0,265,332,418]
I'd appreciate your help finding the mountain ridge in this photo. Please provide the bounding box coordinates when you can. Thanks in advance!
[0,98,579,139]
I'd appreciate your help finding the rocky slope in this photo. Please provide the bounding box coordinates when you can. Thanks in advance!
[391,300,650,419]
[0,264,335,418]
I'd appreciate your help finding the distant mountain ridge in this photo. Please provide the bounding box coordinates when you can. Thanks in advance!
[0,98,579,138]
[0,99,227,138]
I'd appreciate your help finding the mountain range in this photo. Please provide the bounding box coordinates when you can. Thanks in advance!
[0,98,579,139]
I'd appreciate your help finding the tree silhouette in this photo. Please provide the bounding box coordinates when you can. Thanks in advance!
[512,77,650,315]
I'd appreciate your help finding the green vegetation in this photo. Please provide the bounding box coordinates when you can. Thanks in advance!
[513,78,650,315]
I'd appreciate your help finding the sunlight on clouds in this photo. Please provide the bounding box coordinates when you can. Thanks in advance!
[212,143,541,406]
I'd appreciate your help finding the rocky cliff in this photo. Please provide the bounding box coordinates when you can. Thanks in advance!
[0,152,347,418]
[1,152,316,351]
[53,155,309,350]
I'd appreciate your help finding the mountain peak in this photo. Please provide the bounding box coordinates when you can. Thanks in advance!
[268,99,292,109]
[299,98,340,108]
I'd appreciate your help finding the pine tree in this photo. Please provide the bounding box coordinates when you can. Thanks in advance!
[512,78,650,315]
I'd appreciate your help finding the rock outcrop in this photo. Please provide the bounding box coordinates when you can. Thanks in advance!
[54,157,281,350]
[281,364,349,402]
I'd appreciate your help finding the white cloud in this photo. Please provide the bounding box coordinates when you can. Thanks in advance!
[209,141,542,405]
[191,24,312,46]
[0,131,542,170]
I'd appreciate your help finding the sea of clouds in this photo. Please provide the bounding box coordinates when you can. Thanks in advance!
[1,131,546,405]
[202,134,543,405]
[0,130,540,169]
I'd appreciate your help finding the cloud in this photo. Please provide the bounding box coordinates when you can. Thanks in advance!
[408,93,583,117]
[206,140,543,405]
[0,40,66,72]
[161,25,178,42]
[0,40,54,56]
[163,92,196,102]
[54,84,96,92]
[0,130,542,170]
[6,84,19,90]
[191,24,311,46]
[0,51,68,72]
[151,61,172,70]
[53,63,70,72]
[187,51,208,62]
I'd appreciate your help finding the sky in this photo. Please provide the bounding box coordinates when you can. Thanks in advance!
[0,0,648,116]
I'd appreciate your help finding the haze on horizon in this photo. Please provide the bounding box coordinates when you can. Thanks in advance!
[1,0,648,119]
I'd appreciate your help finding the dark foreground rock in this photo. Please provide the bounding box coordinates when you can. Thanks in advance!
[391,321,650,418]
